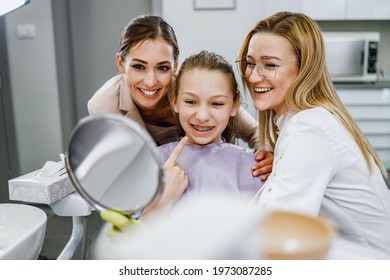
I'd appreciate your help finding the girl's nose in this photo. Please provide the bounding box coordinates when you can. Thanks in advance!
[195,106,210,122]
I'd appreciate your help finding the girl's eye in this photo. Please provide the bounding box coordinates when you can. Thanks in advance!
[131,64,145,70]
[212,102,225,106]
[184,100,196,105]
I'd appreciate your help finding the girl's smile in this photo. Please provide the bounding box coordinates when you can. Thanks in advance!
[173,69,239,145]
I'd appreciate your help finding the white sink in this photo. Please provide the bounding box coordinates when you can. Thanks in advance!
[0,203,47,260]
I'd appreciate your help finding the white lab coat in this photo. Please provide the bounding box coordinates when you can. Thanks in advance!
[253,107,390,254]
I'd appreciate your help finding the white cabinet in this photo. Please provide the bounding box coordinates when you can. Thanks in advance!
[263,0,390,20]
[264,0,301,16]
[337,88,390,168]
[346,0,390,20]
[301,0,347,20]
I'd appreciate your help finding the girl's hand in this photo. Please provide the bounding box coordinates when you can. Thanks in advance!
[252,150,274,181]
[159,136,189,207]
[141,137,189,219]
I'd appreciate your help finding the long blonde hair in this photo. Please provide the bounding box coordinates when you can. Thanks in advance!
[239,11,387,177]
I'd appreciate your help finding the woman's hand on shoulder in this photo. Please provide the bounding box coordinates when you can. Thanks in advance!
[252,150,274,181]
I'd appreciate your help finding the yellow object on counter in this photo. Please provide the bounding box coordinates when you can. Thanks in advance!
[100,210,142,237]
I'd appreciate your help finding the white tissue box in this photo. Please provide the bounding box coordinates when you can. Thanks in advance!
[8,167,76,204]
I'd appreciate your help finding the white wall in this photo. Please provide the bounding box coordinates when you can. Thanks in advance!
[162,0,266,119]
[5,0,63,173]
[163,0,265,63]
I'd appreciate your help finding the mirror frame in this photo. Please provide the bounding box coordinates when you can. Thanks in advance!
[65,114,164,214]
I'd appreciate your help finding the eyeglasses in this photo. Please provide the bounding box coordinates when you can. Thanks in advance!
[235,57,298,80]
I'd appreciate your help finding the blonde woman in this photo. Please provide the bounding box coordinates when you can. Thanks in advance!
[237,11,390,254]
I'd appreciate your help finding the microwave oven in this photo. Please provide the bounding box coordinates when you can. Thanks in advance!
[323,32,380,83]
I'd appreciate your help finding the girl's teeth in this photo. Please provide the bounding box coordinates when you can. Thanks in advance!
[192,125,212,132]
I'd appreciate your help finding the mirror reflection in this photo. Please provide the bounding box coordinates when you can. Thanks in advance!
[66,114,163,214]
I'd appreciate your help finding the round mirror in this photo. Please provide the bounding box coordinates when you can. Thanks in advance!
[65,114,163,214]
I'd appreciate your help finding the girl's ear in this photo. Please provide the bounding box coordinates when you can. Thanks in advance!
[116,53,126,74]
[230,96,240,117]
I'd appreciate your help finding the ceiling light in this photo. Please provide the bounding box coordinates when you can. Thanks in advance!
[0,0,30,17]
